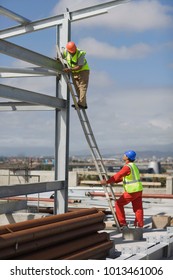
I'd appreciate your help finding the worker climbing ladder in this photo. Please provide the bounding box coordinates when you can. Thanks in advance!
[56,45,121,232]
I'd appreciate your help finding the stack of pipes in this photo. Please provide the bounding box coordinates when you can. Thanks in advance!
[0,208,113,260]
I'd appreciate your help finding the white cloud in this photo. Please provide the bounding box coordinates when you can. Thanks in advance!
[105,0,173,32]
[149,118,172,130]
[52,0,173,32]
[79,37,152,59]
[52,0,100,14]
[90,70,114,88]
[0,110,55,148]
[82,86,173,149]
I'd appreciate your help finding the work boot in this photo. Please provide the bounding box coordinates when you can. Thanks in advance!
[71,104,88,109]
[78,104,88,109]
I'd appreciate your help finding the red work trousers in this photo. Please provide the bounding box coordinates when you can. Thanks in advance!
[115,191,143,227]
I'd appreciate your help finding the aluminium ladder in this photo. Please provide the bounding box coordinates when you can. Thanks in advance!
[56,46,121,231]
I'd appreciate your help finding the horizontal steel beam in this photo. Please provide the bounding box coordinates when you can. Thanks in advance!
[0,67,58,78]
[0,1,129,39]
[0,6,31,24]
[0,180,64,198]
[0,39,63,72]
[0,101,54,111]
[0,84,66,109]
[0,14,64,39]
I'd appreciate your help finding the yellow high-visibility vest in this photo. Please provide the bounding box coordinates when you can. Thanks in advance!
[123,163,143,193]
[63,48,90,73]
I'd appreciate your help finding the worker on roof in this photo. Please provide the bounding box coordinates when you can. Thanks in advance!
[101,150,144,228]
[62,41,90,110]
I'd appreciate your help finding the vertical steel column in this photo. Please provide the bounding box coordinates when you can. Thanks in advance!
[54,13,71,214]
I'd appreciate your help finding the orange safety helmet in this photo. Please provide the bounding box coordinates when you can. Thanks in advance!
[66,41,77,53]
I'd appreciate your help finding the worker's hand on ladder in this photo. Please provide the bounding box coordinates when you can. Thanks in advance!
[100,179,107,185]
[63,68,71,73]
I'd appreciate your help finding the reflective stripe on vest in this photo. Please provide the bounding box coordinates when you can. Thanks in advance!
[63,49,90,73]
[123,163,143,193]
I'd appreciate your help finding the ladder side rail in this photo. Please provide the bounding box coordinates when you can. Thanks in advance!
[66,79,118,214]
[83,110,105,160]
[82,110,112,176]
[65,76,118,223]
[64,74,119,228]
[68,82,120,230]
[82,110,116,200]
[56,45,120,230]
[60,74,107,177]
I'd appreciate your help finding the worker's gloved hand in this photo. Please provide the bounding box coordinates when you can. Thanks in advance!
[63,68,71,73]
[100,179,107,185]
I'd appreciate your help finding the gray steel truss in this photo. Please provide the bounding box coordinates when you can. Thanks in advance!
[0,0,129,214]
[0,1,129,39]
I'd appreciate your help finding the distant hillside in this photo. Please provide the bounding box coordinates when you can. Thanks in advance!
[70,144,173,159]
[1,143,173,158]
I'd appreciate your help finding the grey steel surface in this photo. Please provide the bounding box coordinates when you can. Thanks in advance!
[0,5,31,24]
[54,22,70,214]
[0,84,66,109]
[0,181,64,198]
[0,39,63,73]
[0,67,58,78]
[0,102,55,111]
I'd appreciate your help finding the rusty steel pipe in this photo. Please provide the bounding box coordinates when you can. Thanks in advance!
[38,207,109,215]
[2,197,81,203]
[0,211,105,249]
[62,240,113,260]
[13,232,109,260]
[0,207,98,235]
[0,223,105,259]
[87,192,173,199]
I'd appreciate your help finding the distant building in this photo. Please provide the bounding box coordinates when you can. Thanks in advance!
[147,161,161,174]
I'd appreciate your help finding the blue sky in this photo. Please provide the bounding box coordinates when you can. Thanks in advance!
[0,0,173,157]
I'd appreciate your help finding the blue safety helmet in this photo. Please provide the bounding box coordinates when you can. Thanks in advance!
[124,150,136,161]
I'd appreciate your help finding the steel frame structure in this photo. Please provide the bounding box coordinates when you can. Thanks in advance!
[0,1,129,214]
